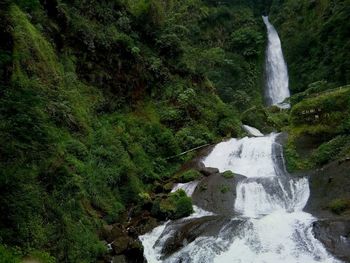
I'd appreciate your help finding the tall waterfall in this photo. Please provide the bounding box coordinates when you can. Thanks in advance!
[139,15,340,263]
[140,131,340,262]
[263,16,290,107]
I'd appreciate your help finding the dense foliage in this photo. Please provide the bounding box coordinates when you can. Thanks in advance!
[0,0,267,262]
[270,0,350,93]
[1,0,348,261]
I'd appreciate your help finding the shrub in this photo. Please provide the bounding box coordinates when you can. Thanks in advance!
[155,190,193,220]
[0,245,20,263]
[311,136,350,166]
[179,169,201,183]
[230,27,263,57]
[169,190,193,219]
[221,171,235,179]
[220,185,230,194]
[218,117,241,137]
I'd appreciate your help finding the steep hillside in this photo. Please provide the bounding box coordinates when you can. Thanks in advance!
[0,0,266,262]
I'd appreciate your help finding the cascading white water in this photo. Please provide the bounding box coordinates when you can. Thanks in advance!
[171,181,199,196]
[139,15,340,262]
[263,16,290,107]
[203,134,277,178]
[242,124,264,137]
[140,131,341,263]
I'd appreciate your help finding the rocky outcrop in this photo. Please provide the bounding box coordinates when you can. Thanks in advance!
[304,160,350,218]
[192,172,246,216]
[300,160,350,261]
[157,215,247,258]
[100,222,147,263]
[159,216,231,257]
[313,219,350,262]
[199,167,219,176]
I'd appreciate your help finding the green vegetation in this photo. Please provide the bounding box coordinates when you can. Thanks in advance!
[0,0,348,261]
[241,105,289,132]
[284,85,350,172]
[220,184,230,194]
[0,1,270,261]
[328,199,350,215]
[221,171,235,179]
[152,190,193,220]
[270,0,350,93]
[178,169,201,183]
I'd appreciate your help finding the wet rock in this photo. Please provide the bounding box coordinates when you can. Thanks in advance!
[199,167,219,176]
[304,160,350,218]
[313,219,350,262]
[159,216,231,257]
[158,215,247,259]
[192,173,245,215]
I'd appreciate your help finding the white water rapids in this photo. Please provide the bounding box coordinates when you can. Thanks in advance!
[140,132,340,263]
[263,16,290,108]
[139,15,340,263]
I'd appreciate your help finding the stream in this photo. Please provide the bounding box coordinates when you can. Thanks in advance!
[139,16,342,263]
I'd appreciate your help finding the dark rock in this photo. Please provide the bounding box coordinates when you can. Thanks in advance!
[304,160,350,218]
[127,226,138,238]
[112,236,130,254]
[112,255,127,263]
[158,215,246,259]
[313,219,350,262]
[159,216,231,257]
[108,224,125,242]
[135,216,159,235]
[192,173,245,216]
[199,167,219,176]
[124,239,144,263]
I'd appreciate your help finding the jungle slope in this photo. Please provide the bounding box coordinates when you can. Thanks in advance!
[0,0,267,262]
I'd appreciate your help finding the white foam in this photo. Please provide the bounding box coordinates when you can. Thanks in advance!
[203,134,277,178]
[171,181,199,197]
[243,125,264,137]
[140,129,340,263]
[263,16,290,107]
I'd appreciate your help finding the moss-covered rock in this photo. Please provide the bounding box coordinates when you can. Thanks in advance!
[152,190,193,220]
[178,169,201,183]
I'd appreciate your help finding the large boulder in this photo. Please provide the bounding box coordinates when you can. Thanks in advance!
[199,167,219,177]
[304,160,350,218]
[192,173,245,216]
[313,219,350,262]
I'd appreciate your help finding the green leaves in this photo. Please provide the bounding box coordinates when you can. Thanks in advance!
[230,27,263,57]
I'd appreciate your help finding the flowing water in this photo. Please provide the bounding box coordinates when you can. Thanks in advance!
[140,132,340,262]
[242,125,264,137]
[263,16,290,108]
[139,15,340,263]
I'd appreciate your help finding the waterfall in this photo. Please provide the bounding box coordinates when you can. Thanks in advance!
[140,131,340,262]
[263,16,290,108]
[139,16,340,263]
